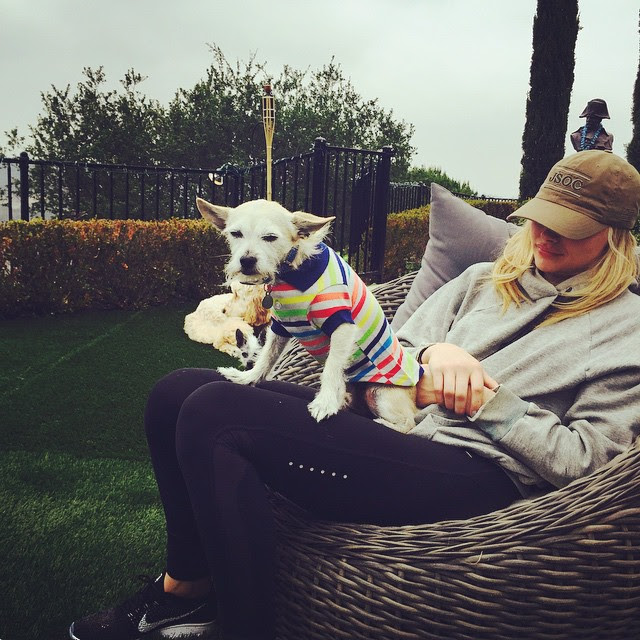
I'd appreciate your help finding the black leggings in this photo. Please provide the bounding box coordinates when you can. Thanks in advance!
[144,368,520,640]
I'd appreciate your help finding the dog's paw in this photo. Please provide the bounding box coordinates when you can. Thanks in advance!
[216,366,260,385]
[307,393,344,422]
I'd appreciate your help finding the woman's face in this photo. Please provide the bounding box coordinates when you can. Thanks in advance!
[530,221,610,285]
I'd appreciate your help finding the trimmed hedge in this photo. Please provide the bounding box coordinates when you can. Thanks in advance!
[465,199,521,221]
[384,206,430,278]
[0,199,521,318]
[383,199,521,279]
[0,219,228,319]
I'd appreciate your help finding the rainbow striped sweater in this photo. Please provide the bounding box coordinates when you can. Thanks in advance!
[270,243,423,386]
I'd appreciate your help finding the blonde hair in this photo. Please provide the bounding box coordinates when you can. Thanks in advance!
[491,221,638,327]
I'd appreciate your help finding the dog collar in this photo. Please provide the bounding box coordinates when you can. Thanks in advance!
[262,247,299,309]
[262,283,274,309]
[280,246,299,270]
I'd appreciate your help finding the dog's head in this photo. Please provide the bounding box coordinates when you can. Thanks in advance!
[234,327,262,370]
[196,198,335,285]
[210,318,264,369]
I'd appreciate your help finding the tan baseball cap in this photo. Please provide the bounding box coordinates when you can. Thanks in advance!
[508,151,640,239]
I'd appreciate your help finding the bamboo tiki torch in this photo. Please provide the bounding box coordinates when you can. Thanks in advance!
[262,83,275,201]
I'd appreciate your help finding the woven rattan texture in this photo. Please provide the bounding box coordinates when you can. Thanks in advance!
[269,271,640,639]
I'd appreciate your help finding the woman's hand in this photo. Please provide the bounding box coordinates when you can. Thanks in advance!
[417,343,498,416]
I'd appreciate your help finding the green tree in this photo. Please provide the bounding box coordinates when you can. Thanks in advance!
[627,12,640,172]
[28,66,164,165]
[0,128,25,157]
[4,67,167,219]
[519,0,579,199]
[404,165,476,196]
[159,47,265,169]
[273,58,415,178]
[8,45,415,178]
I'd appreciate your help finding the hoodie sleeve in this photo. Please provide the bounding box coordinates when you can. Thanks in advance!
[470,367,640,489]
[396,265,640,489]
[469,318,640,488]
[395,264,486,358]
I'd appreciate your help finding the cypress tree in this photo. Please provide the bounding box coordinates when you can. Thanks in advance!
[519,0,580,200]
[627,11,640,172]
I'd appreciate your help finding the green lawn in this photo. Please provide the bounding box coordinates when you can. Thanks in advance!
[0,305,233,640]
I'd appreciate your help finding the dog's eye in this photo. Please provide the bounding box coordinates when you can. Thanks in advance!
[262,235,278,243]
[230,230,243,238]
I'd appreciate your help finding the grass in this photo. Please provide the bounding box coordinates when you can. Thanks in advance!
[0,305,234,640]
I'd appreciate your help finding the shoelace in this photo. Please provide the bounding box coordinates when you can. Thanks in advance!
[116,575,163,621]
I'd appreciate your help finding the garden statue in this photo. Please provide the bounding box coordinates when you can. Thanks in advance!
[570,98,614,152]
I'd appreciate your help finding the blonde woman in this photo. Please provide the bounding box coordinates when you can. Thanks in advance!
[405,151,640,495]
[70,151,640,640]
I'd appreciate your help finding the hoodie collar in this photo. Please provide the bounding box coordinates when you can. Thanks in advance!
[519,267,593,301]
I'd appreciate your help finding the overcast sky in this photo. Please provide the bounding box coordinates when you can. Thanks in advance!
[1,0,638,198]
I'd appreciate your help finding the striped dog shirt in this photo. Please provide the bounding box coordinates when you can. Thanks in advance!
[270,243,422,386]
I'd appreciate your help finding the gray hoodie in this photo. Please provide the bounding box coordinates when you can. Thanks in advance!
[396,262,640,497]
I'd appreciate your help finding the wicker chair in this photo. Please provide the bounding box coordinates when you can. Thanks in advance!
[267,271,640,640]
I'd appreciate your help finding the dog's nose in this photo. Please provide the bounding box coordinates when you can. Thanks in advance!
[240,255,258,274]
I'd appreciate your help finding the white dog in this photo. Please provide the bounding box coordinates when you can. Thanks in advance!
[196,197,422,432]
[208,317,264,369]
[184,309,262,371]
[184,280,270,369]
[184,281,271,343]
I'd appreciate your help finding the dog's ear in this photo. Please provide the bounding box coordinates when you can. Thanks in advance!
[235,328,246,348]
[290,211,335,238]
[254,325,268,346]
[196,198,232,231]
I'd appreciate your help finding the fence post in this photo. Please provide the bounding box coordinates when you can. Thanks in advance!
[370,146,394,281]
[19,151,30,221]
[311,137,327,215]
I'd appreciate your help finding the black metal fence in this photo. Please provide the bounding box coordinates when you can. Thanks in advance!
[388,182,518,213]
[1,142,519,279]
[0,152,220,222]
[388,182,432,213]
[0,138,394,280]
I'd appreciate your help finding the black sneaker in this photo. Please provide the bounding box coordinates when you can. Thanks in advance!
[69,574,217,640]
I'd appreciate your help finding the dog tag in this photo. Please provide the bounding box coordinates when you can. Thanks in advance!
[262,293,274,309]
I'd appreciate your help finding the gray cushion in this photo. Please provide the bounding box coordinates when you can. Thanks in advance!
[391,183,520,330]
